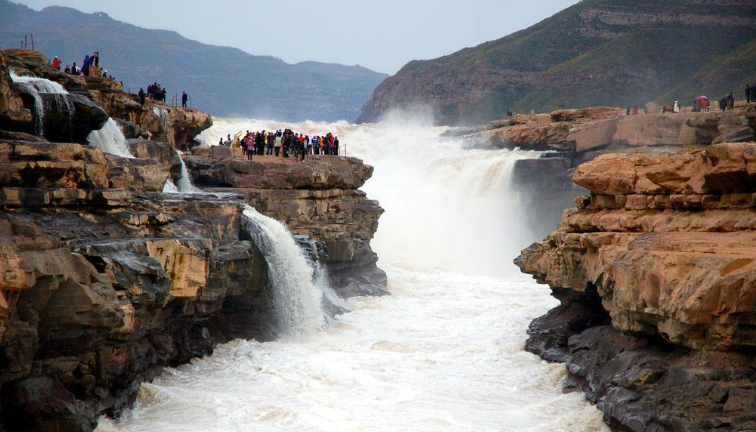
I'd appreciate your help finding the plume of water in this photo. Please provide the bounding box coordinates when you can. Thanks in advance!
[87,119,134,158]
[176,155,202,193]
[242,206,327,336]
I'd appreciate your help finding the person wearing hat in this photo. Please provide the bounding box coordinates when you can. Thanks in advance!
[53,56,61,71]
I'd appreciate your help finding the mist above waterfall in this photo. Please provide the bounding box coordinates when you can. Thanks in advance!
[203,115,543,276]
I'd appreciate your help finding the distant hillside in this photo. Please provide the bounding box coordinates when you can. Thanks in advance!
[358,0,756,126]
[0,0,388,122]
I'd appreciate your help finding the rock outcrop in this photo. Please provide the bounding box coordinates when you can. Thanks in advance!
[517,143,756,431]
[185,152,388,297]
[1,49,212,147]
[0,49,385,432]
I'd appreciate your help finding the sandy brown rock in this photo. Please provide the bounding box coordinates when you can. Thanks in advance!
[186,154,374,190]
[518,142,756,431]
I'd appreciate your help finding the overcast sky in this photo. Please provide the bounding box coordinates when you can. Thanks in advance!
[16,0,581,74]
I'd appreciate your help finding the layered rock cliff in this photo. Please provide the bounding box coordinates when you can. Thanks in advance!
[2,49,212,147]
[185,148,387,298]
[0,48,386,432]
[517,143,756,431]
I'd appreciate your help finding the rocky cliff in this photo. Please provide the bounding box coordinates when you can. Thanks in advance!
[0,48,386,432]
[517,143,756,431]
[185,149,387,298]
[2,49,212,147]
[491,104,756,238]
[358,0,756,125]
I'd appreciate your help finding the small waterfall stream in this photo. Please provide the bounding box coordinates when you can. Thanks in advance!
[10,71,72,137]
[162,152,202,194]
[87,119,134,158]
[242,206,327,336]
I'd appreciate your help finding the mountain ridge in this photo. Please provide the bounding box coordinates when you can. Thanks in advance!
[0,0,388,122]
[358,0,756,125]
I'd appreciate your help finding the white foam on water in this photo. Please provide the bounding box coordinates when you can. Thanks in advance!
[162,179,179,193]
[176,155,202,193]
[100,116,609,432]
[87,118,134,158]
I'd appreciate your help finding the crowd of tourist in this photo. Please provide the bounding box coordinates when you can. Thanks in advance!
[719,92,736,112]
[217,129,341,161]
[145,83,167,102]
[54,51,115,79]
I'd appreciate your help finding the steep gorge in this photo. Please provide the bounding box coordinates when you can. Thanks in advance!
[0,49,385,432]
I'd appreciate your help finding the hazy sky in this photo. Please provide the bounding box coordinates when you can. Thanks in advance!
[16,0,581,74]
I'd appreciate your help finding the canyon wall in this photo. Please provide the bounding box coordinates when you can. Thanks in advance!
[517,143,756,431]
[184,149,387,298]
[0,49,385,432]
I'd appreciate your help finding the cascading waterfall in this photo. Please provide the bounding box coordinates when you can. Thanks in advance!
[100,118,611,432]
[242,206,327,336]
[176,156,201,193]
[162,152,202,193]
[87,119,134,158]
[10,71,71,137]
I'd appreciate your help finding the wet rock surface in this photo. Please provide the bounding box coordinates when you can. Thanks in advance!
[186,151,388,298]
[0,48,385,431]
[518,143,756,431]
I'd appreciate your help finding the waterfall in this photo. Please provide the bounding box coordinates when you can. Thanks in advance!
[162,179,179,193]
[162,152,202,194]
[10,71,70,137]
[242,206,327,336]
[87,119,134,158]
[176,156,201,193]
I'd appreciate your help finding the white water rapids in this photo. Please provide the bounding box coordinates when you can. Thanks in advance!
[98,115,609,432]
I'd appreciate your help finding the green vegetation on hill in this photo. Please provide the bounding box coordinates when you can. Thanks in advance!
[359,0,756,125]
[0,1,388,122]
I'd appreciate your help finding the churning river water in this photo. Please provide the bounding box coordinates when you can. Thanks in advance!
[97,115,609,432]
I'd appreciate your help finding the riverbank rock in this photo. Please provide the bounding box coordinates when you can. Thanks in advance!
[187,151,388,297]
[517,143,756,431]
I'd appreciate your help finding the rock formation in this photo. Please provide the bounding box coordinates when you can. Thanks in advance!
[0,48,386,432]
[517,143,756,431]
[2,49,212,147]
[185,150,387,298]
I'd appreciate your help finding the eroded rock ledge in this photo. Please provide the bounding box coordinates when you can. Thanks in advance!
[517,143,756,431]
[0,139,386,431]
[185,148,387,297]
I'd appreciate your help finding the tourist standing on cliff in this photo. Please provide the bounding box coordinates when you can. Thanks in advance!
[246,135,254,161]
[334,136,340,156]
[274,133,282,156]
[747,85,753,104]
[266,132,274,155]
[138,88,146,105]
[53,56,61,70]
[82,54,91,76]
[182,92,188,108]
